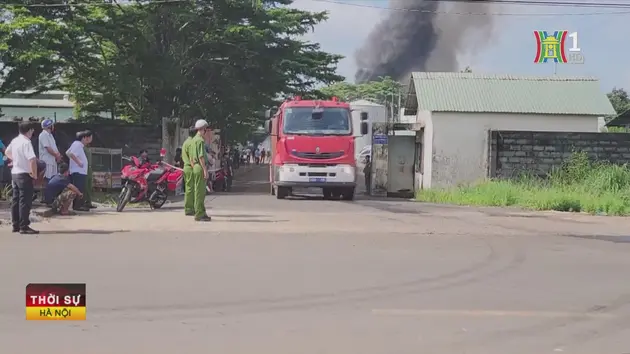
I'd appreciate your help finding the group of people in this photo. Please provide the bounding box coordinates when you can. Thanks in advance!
[242,147,269,165]
[2,120,97,234]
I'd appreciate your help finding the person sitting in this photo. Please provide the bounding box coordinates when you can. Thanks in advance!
[174,148,183,168]
[138,149,151,167]
[44,163,83,215]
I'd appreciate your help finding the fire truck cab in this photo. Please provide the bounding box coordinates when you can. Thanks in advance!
[265,96,368,200]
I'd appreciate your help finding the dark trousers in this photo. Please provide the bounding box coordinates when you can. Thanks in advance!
[11,173,34,229]
[365,174,371,194]
[71,173,87,209]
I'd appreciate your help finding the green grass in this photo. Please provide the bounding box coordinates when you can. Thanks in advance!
[92,191,147,207]
[417,152,630,216]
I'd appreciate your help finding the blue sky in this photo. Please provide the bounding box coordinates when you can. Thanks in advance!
[291,0,630,93]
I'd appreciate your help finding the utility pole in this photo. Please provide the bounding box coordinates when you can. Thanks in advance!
[390,92,395,122]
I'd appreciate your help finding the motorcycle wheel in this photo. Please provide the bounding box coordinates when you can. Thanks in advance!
[116,186,132,212]
[149,191,167,209]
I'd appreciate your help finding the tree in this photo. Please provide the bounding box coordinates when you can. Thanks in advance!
[0,0,344,138]
[319,76,403,119]
[607,87,630,116]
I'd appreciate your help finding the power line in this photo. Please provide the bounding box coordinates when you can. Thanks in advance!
[387,0,630,8]
[310,0,630,16]
[0,0,187,8]
[3,0,630,16]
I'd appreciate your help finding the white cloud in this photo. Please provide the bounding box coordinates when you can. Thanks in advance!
[290,0,385,81]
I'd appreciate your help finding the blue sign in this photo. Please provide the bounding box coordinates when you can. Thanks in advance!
[373,134,388,145]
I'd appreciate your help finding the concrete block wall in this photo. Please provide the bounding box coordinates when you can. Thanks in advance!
[489,130,630,178]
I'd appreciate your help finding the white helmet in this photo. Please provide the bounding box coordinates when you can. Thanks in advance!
[194,119,209,129]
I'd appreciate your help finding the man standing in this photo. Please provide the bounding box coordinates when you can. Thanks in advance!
[83,130,96,209]
[363,155,372,195]
[0,138,6,191]
[66,130,92,212]
[38,119,62,203]
[181,126,197,216]
[221,152,233,191]
[188,119,212,222]
[5,122,39,234]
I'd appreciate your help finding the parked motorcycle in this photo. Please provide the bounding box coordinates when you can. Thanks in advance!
[2,159,46,202]
[116,149,183,212]
[211,167,232,192]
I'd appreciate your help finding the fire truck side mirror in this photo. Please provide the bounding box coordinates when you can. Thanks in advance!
[360,121,368,135]
[265,119,273,135]
[265,106,278,119]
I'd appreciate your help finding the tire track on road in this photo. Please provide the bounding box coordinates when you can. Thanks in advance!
[84,235,526,322]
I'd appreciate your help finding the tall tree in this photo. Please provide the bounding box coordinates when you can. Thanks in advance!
[0,0,344,137]
[607,87,630,116]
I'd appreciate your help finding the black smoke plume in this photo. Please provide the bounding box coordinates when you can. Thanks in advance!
[354,0,495,83]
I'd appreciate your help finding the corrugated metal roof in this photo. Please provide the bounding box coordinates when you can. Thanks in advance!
[12,90,70,95]
[0,98,74,108]
[409,72,615,116]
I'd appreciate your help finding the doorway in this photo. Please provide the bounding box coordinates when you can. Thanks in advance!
[387,135,415,198]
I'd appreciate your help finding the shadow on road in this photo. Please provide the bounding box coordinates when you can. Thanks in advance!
[38,229,129,235]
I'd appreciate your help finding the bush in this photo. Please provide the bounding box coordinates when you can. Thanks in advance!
[417,152,630,215]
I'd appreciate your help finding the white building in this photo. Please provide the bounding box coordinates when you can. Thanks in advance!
[0,90,74,121]
[402,72,616,188]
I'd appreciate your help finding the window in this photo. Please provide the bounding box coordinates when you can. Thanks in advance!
[283,107,351,135]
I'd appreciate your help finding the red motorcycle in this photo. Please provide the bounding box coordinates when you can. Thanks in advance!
[116,149,183,212]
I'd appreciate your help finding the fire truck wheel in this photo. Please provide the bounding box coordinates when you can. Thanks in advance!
[276,186,289,199]
[341,188,355,201]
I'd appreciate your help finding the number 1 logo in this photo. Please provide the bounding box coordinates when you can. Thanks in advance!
[534,31,583,64]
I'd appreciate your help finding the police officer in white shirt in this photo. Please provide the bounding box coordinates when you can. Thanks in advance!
[65,130,92,211]
[38,119,62,202]
[5,122,39,234]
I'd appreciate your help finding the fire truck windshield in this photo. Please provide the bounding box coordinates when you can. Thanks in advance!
[283,107,351,135]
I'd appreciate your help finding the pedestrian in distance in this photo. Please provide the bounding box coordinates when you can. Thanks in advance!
[0,138,6,192]
[5,122,39,234]
[363,155,372,195]
[187,119,212,222]
[181,126,197,216]
[44,162,83,215]
[66,130,92,212]
[82,130,96,209]
[38,119,62,203]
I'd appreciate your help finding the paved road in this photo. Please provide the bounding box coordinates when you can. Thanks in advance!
[1,165,630,354]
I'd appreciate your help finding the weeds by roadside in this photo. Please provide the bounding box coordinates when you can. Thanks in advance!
[92,191,148,208]
[417,152,630,216]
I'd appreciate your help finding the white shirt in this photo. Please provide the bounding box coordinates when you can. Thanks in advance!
[6,135,36,175]
[66,141,88,175]
[38,130,58,163]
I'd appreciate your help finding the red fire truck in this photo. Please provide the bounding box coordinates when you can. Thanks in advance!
[265,96,368,200]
